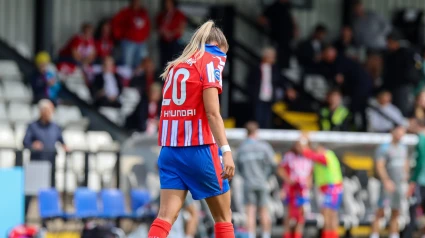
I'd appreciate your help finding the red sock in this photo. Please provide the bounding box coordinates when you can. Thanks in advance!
[283,233,293,238]
[322,230,339,238]
[331,230,339,238]
[215,222,235,238]
[148,218,172,238]
[293,232,302,238]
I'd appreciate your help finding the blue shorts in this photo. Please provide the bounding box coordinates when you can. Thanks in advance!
[158,144,230,200]
[321,184,343,210]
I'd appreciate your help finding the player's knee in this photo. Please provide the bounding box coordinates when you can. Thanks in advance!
[157,209,180,224]
[212,209,232,223]
[376,209,385,218]
[391,209,400,218]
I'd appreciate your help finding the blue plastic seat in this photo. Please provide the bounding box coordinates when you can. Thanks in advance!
[130,189,151,213]
[100,189,128,218]
[74,187,99,219]
[38,188,65,219]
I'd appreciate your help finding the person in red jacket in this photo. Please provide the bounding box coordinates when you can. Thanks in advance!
[95,20,114,61]
[112,0,151,69]
[157,0,187,69]
[59,23,96,66]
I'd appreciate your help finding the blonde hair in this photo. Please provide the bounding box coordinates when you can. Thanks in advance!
[160,20,228,79]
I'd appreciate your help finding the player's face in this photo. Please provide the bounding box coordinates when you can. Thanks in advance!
[392,127,406,142]
[293,142,303,154]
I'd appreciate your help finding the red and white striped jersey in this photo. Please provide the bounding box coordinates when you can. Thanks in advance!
[158,44,226,147]
[280,152,313,185]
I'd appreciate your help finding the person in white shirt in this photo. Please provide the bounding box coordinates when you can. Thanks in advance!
[248,47,294,128]
[367,90,407,132]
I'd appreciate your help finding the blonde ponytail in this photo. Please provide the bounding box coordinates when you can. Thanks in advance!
[160,20,223,79]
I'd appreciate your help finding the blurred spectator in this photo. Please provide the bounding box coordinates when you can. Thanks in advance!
[320,45,372,130]
[157,0,186,69]
[112,0,151,69]
[131,57,159,94]
[125,83,162,134]
[352,0,391,50]
[408,91,425,133]
[95,20,114,61]
[248,47,292,128]
[366,90,407,133]
[23,100,66,184]
[92,56,123,108]
[371,126,408,238]
[59,22,96,66]
[319,89,349,131]
[259,0,296,69]
[236,121,276,238]
[364,52,383,92]
[32,52,61,104]
[296,24,327,70]
[414,47,425,95]
[333,25,359,59]
[383,31,422,116]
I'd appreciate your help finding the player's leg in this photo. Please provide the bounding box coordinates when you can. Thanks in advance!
[389,209,400,238]
[258,189,272,238]
[181,144,234,237]
[283,205,292,238]
[370,208,384,238]
[148,189,187,238]
[283,195,294,238]
[293,206,305,238]
[205,191,235,238]
[245,204,257,238]
[149,147,189,238]
[244,188,257,238]
[322,187,343,238]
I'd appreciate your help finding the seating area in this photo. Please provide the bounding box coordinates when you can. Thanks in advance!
[63,71,141,127]
[0,60,121,193]
[38,187,152,221]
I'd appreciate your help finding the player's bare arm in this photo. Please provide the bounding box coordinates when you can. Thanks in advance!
[203,87,235,180]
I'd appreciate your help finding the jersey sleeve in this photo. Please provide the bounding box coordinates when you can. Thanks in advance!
[375,144,387,161]
[200,54,226,94]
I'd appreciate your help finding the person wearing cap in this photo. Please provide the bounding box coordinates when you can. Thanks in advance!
[382,30,422,116]
[32,51,61,104]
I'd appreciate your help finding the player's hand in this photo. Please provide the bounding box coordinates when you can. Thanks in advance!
[407,182,416,198]
[384,180,395,193]
[221,152,235,180]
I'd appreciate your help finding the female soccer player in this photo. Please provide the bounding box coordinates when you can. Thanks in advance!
[278,137,326,238]
[147,20,235,238]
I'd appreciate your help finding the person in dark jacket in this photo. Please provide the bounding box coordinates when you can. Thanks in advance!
[333,26,359,59]
[130,57,160,95]
[92,56,123,108]
[259,0,297,69]
[320,44,373,130]
[382,31,422,116]
[125,82,162,133]
[296,24,328,71]
[248,47,293,128]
